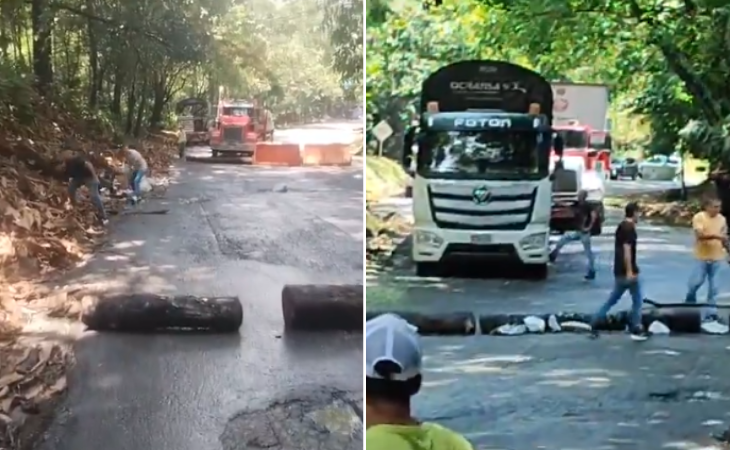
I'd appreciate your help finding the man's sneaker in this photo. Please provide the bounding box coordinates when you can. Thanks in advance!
[701,317,729,335]
[584,270,596,280]
[589,328,600,339]
[101,218,109,226]
[630,327,649,341]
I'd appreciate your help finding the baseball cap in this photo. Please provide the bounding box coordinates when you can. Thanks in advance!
[365,313,422,381]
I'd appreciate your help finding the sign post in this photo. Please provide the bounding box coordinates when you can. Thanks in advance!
[371,120,394,156]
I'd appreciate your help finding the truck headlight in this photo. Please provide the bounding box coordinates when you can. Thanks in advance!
[519,233,547,251]
[415,230,444,248]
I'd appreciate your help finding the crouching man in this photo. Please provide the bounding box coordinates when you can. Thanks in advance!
[59,150,108,226]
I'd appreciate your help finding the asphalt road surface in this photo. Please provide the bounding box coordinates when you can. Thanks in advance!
[368,177,730,450]
[37,123,364,450]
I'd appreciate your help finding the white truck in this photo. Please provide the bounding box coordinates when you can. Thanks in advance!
[403,60,565,279]
[551,82,609,130]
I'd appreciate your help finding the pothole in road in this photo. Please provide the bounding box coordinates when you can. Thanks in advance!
[220,389,362,450]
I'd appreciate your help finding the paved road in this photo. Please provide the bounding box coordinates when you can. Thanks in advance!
[37,124,364,450]
[368,178,730,315]
[368,178,730,449]
[416,335,730,450]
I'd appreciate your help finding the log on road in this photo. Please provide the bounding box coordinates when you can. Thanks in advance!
[82,294,243,333]
[282,284,363,331]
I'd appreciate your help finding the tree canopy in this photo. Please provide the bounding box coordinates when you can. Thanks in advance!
[366,0,730,166]
[0,0,362,136]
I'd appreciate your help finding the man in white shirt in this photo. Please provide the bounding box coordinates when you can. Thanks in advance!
[118,145,149,204]
[177,125,187,158]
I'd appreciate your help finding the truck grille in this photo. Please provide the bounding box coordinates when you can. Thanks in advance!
[222,127,244,142]
[428,186,537,231]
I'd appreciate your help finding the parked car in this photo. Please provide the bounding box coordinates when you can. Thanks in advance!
[638,154,682,181]
[610,157,640,180]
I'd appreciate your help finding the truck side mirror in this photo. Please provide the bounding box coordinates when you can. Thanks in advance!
[553,134,564,156]
[402,126,416,168]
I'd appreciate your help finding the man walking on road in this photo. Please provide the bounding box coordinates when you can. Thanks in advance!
[117,145,149,205]
[589,202,648,341]
[177,125,187,159]
[59,150,108,226]
[684,196,729,334]
[549,190,598,280]
[366,313,474,450]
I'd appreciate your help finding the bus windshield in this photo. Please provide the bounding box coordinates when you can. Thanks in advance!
[417,130,548,180]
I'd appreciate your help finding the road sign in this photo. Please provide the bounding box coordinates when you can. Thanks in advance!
[371,120,393,156]
[372,120,393,142]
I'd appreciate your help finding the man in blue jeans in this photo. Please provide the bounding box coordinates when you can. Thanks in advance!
[549,190,597,280]
[59,150,108,226]
[589,202,648,341]
[117,145,149,205]
[684,197,728,333]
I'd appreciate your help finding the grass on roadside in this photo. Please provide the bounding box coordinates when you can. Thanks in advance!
[365,156,409,203]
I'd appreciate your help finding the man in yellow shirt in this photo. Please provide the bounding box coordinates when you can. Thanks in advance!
[685,197,729,333]
[366,313,474,450]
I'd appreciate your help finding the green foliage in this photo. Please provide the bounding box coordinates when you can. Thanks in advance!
[366,0,730,167]
[0,0,360,137]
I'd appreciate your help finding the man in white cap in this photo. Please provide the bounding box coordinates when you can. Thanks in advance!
[366,313,473,450]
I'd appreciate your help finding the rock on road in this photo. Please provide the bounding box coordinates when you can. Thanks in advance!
[37,122,364,450]
[368,177,730,450]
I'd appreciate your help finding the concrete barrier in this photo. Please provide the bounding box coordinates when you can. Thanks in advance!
[81,294,243,333]
[301,143,353,166]
[254,142,303,166]
[282,284,363,331]
[366,311,477,335]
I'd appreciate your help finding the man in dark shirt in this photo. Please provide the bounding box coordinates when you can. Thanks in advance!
[589,202,647,341]
[549,190,597,280]
[59,151,108,225]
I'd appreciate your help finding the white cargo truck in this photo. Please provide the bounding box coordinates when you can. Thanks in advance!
[403,60,565,279]
[551,83,609,130]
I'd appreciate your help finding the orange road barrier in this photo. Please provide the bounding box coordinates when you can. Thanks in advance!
[301,143,353,166]
[253,142,303,166]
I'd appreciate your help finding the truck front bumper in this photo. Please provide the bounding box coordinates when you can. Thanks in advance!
[211,142,256,154]
[412,225,550,265]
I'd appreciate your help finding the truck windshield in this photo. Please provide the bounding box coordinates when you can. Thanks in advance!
[418,130,545,180]
[557,130,588,148]
[222,107,252,117]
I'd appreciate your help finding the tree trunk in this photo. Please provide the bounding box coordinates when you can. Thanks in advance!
[281,284,362,331]
[82,294,243,332]
[84,0,99,107]
[148,78,166,130]
[31,0,54,93]
[134,78,148,137]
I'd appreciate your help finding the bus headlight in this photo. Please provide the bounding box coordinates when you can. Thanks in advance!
[519,233,547,251]
[415,230,444,248]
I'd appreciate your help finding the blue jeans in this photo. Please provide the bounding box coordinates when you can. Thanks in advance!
[685,260,723,320]
[591,277,644,330]
[552,231,596,273]
[130,169,144,198]
[69,178,107,220]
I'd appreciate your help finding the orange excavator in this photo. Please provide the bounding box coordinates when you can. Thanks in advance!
[208,99,275,159]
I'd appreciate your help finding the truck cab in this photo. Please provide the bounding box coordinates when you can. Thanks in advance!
[404,60,564,279]
[209,100,274,159]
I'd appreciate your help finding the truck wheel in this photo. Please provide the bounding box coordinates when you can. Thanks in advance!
[212,150,219,158]
[416,262,440,277]
[631,174,637,181]
[526,264,548,280]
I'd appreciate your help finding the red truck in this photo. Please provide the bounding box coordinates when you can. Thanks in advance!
[209,100,274,159]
